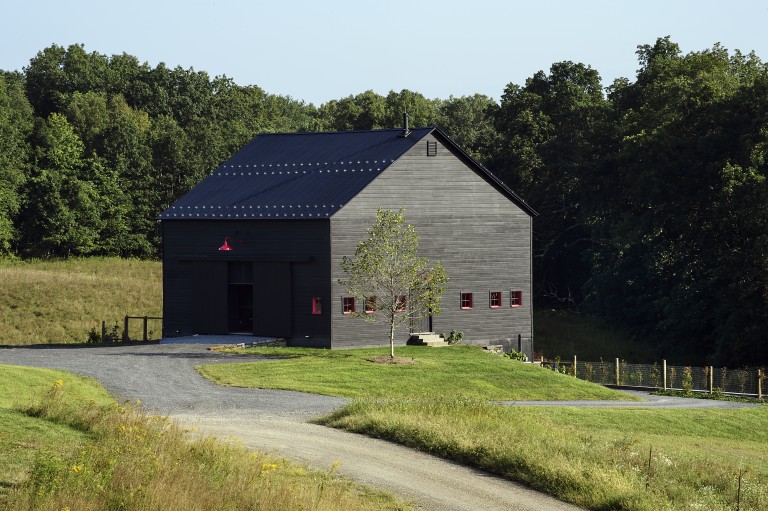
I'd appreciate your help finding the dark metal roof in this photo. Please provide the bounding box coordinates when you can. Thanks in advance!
[158,128,433,220]
[158,126,537,220]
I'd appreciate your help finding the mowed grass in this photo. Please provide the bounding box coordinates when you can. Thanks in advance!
[198,345,638,401]
[200,346,768,511]
[0,257,162,345]
[0,366,411,511]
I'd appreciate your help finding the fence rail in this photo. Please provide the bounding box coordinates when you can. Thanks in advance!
[121,315,163,342]
[550,357,765,399]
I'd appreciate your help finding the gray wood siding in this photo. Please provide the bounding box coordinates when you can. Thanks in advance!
[330,134,533,353]
[162,219,332,347]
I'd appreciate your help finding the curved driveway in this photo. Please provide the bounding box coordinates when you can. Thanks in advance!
[0,339,756,510]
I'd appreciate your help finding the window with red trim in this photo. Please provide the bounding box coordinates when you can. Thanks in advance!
[312,297,322,315]
[510,290,522,308]
[460,292,473,309]
[364,296,376,314]
[342,296,355,314]
[395,295,406,312]
[490,291,502,308]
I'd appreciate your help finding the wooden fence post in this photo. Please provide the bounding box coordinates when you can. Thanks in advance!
[662,360,667,391]
[759,369,763,400]
[615,358,620,386]
[573,355,577,377]
[708,366,714,394]
[123,315,129,342]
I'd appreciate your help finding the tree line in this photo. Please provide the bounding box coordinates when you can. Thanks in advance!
[2,38,767,366]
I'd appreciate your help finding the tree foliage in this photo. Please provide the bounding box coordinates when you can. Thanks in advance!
[4,40,768,365]
[339,209,448,358]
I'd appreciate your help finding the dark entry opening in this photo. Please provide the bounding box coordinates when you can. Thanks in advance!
[228,262,254,333]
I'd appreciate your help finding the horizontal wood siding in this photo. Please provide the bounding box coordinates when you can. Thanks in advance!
[330,134,533,355]
[162,219,331,347]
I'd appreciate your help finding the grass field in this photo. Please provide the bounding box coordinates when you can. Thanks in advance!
[0,257,162,345]
[200,346,768,511]
[0,365,410,511]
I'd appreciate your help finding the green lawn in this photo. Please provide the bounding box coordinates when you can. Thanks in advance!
[199,345,768,511]
[198,345,638,401]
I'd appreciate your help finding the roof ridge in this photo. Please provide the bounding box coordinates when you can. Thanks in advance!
[257,126,435,137]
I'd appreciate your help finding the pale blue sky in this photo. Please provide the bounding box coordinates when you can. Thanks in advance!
[3,0,767,105]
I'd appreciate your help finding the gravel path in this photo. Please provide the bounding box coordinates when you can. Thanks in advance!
[1,339,756,510]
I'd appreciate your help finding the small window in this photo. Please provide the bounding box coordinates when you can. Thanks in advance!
[395,295,407,312]
[364,296,376,314]
[460,292,473,309]
[510,290,522,308]
[342,296,355,314]
[312,297,322,315]
[490,291,502,308]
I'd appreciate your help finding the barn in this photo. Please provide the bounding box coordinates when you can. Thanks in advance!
[158,122,537,357]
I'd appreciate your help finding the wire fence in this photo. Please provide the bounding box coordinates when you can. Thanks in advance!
[545,357,765,398]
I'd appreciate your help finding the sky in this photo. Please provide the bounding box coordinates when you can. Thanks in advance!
[3,0,768,106]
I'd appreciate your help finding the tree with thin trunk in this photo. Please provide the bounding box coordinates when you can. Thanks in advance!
[339,208,448,358]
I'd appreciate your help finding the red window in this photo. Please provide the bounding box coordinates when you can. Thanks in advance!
[460,292,473,309]
[490,291,502,308]
[364,296,376,314]
[510,290,522,308]
[395,295,407,312]
[312,297,322,315]
[342,296,355,314]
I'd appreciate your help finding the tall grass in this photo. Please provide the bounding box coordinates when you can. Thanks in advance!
[0,257,161,345]
[5,376,410,511]
[319,399,768,511]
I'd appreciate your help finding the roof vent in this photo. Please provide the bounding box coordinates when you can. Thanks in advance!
[400,112,411,138]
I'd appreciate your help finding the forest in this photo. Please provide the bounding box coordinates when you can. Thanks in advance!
[1,37,767,366]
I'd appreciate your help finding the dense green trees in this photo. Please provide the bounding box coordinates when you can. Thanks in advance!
[3,40,768,365]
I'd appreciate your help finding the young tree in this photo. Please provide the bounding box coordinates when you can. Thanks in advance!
[339,208,448,359]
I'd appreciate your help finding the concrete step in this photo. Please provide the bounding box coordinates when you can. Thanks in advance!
[408,332,449,347]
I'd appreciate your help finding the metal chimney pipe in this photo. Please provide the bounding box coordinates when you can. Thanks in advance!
[401,112,411,137]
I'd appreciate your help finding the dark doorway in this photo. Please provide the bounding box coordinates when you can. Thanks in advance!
[228,262,254,333]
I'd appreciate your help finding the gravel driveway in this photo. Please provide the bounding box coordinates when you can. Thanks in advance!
[1,339,756,510]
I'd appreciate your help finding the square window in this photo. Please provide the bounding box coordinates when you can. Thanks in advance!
[312,296,322,315]
[490,291,502,308]
[364,296,376,314]
[510,290,522,308]
[342,296,355,314]
[460,292,473,309]
[395,295,407,312]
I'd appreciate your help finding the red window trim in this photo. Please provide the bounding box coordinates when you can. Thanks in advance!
[342,296,355,314]
[510,290,522,308]
[312,296,322,315]
[490,291,502,308]
[460,292,473,309]
[364,296,376,314]
[395,295,407,312]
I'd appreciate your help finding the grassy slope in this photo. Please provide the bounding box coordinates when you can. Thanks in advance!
[0,365,410,511]
[0,257,162,345]
[198,345,638,401]
[0,366,114,505]
[200,347,768,511]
